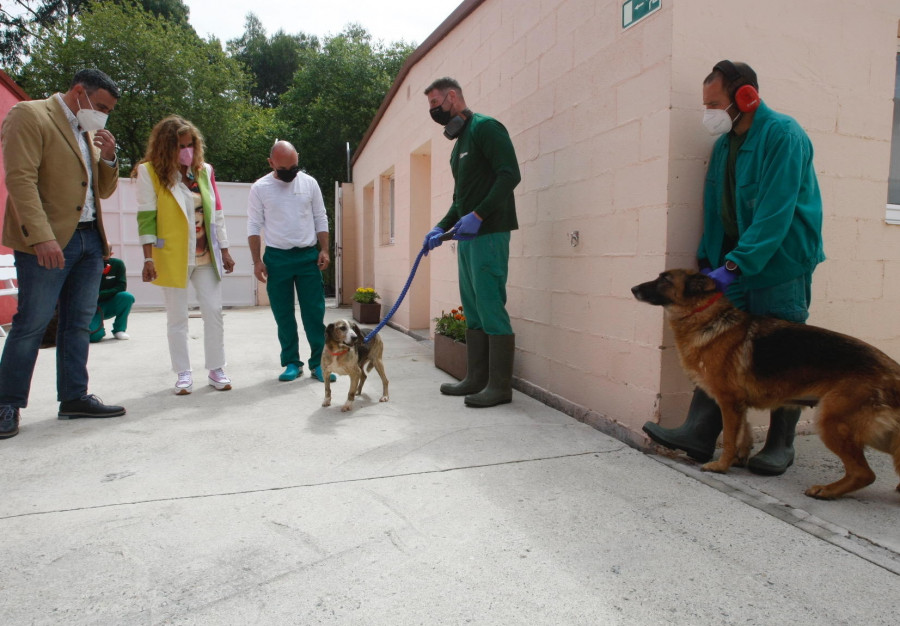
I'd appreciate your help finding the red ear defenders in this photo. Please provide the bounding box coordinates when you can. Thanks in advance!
[713,60,760,113]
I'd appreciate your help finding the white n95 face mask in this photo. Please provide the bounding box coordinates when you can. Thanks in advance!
[76,91,108,133]
[702,105,734,136]
[77,109,108,133]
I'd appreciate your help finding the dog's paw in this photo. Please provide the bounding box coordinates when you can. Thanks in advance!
[805,484,839,500]
[379,395,389,402]
[322,399,331,407]
[701,460,730,474]
[341,403,353,412]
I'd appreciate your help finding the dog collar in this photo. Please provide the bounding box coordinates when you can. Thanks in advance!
[330,349,350,356]
[689,292,724,315]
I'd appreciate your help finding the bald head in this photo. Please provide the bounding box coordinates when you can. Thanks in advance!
[268,140,300,177]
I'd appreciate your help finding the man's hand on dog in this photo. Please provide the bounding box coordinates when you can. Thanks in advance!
[708,265,737,291]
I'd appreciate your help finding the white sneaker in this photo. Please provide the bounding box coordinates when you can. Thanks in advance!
[114,331,130,340]
[208,368,232,391]
[175,371,193,395]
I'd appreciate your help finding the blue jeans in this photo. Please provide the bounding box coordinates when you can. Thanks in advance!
[0,229,104,407]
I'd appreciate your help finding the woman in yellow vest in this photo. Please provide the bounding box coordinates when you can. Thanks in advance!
[136,116,235,395]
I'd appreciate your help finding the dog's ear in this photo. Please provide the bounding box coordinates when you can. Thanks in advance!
[325,322,335,338]
[685,272,717,297]
[350,322,363,336]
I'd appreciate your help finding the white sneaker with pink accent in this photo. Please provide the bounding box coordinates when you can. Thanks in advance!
[208,368,232,391]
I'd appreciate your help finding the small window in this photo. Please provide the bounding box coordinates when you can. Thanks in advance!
[379,171,395,245]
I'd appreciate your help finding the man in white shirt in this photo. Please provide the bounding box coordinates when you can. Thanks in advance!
[247,140,335,383]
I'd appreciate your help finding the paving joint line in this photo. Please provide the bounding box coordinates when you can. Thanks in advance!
[0,449,623,521]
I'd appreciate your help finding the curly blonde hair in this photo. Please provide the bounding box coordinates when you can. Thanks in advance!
[134,115,206,186]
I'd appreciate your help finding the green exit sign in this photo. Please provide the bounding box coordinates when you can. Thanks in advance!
[622,0,661,29]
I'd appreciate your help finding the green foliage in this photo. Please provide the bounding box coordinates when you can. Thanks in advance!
[276,24,415,206]
[434,307,467,344]
[16,2,267,181]
[227,13,318,109]
[0,0,191,71]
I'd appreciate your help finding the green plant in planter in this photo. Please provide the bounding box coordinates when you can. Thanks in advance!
[433,307,467,343]
[353,287,380,304]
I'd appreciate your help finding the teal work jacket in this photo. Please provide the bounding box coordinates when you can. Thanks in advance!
[697,101,825,290]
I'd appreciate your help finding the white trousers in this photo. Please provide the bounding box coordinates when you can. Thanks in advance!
[162,264,225,373]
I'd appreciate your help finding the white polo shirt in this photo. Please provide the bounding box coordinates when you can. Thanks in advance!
[247,171,329,250]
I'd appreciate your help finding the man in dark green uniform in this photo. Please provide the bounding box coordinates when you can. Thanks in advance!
[423,77,521,408]
[89,252,134,342]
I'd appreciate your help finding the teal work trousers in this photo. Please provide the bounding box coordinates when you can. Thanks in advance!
[263,246,326,370]
[457,232,512,335]
[89,291,135,343]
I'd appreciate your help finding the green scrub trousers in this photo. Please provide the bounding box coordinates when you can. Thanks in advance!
[457,232,513,335]
[263,246,326,370]
[89,292,135,343]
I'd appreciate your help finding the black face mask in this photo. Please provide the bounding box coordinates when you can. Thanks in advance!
[275,166,300,182]
[429,93,452,126]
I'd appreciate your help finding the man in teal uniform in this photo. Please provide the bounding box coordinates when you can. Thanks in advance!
[90,251,134,342]
[643,61,825,475]
[423,77,521,408]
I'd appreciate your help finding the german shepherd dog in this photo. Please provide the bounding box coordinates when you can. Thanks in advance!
[632,269,900,500]
[321,319,389,412]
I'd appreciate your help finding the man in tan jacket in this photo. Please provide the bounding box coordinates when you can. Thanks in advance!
[0,68,126,440]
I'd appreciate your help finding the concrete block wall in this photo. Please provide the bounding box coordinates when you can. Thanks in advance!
[350,0,900,437]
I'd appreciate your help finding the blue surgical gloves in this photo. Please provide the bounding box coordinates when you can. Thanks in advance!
[453,212,482,240]
[423,227,445,255]
[707,265,738,292]
[422,212,483,255]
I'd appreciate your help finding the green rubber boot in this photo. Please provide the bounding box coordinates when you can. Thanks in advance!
[642,388,723,462]
[440,328,489,396]
[465,334,515,408]
[747,406,801,476]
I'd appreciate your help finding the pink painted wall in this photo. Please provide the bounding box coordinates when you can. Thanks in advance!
[0,70,28,326]
[347,0,900,439]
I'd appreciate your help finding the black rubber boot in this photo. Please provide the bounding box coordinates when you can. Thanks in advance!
[440,328,489,396]
[642,388,723,462]
[465,334,515,408]
[747,406,801,476]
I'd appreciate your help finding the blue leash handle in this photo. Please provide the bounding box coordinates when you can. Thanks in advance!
[362,227,456,344]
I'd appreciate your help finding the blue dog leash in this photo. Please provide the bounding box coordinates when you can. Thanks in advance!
[363,227,457,343]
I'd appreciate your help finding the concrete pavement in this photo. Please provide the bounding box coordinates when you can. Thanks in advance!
[1,306,898,625]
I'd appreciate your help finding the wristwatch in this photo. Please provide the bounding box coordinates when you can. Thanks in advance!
[724,260,738,272]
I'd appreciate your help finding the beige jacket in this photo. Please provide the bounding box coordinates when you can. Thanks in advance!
[1,94,117,255]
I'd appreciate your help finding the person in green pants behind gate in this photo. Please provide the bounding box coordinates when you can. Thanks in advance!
[89,249,133,342]
[247,140,335,384]
[422,77,521,408]
[642,61,825,476]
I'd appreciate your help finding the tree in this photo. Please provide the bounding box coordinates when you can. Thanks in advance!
[276,24,414,290]
[17,2,270,181]
[227,13,318,108]
[0,0,191,71]
[276,24,414,203]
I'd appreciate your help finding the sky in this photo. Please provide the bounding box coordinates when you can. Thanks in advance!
[183,0,465,46]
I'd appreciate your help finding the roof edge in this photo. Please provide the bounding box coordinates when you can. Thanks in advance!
[351,0,486,167]
[0,69,29,101]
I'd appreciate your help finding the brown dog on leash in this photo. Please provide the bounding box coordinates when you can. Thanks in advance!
[632,269,900,500]
[321,319,389,412]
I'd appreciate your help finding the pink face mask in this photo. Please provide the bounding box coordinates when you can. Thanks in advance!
[179,146,194,167]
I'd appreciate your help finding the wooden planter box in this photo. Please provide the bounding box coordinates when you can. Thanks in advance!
[352,301,381,324]
[434,333,467,380]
